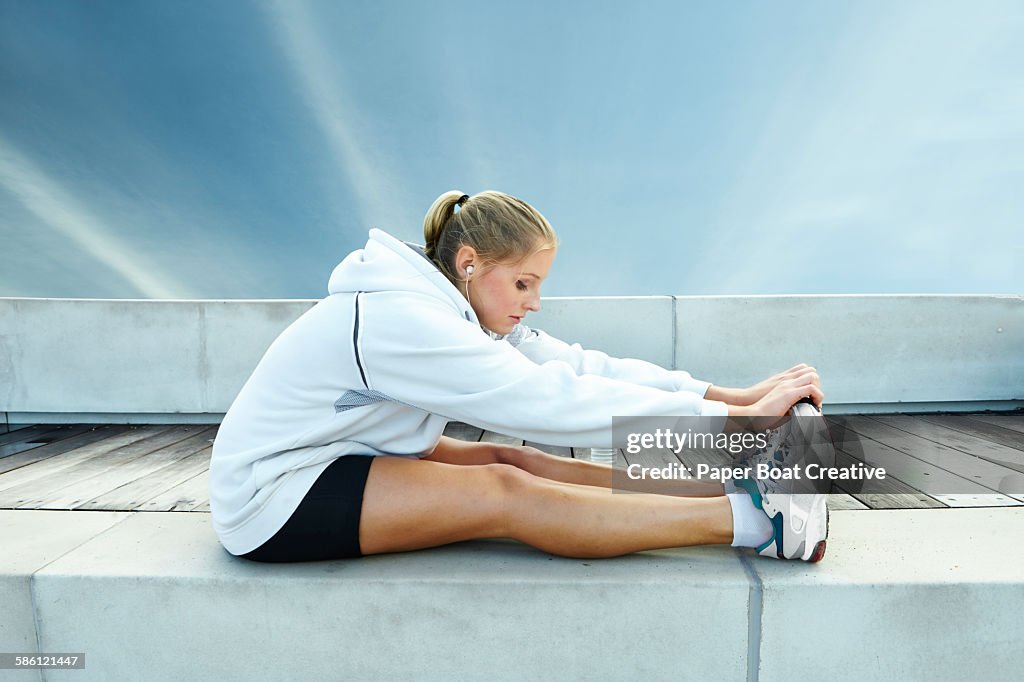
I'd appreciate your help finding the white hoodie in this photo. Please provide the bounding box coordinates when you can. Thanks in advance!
[209,228,728,555]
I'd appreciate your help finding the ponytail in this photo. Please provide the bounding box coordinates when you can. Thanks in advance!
[423,191,470,262]
[421,189,558,285]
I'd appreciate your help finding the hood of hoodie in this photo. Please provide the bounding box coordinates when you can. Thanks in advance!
[327,228,480,326]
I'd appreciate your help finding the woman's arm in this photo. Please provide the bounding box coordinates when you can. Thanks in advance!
[511,326,822,411]
[510,325,712,395]
[704,385,751,405]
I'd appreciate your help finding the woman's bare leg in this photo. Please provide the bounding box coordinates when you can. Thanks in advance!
[505,447,727,497]
[423,436,726,497]
[359,456,734,559]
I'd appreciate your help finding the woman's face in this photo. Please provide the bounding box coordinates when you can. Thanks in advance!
[464,247,556,335]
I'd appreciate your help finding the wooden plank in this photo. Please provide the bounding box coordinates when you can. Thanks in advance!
[826,493,869,510]
[82,446,212,511]
[0,425,186,494]
[929,414,1024,453]
[0,423,34,438]
[835,490,945,510]
[832,448,945,509]
[443,422,483,442]
[480,431,522,447]
[882,414,1024,477]
[0,424,57,449]
[524,441,572,458]
[864,415,1024,502]
[833,435,945,511]
[0,425,130,476]
[827,416,1020,506]
[138,468,211,512]
[877,414,1024,458]
[10,427,216,510]
[0,424,100,456]
[573,444,618,458]
[3,421,207,507]
[967,413,1024,435]
[571,447,618,462]
[828,418,956,509]
[28,427,215,510]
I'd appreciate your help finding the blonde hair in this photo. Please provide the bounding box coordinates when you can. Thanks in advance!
[423,190,559,284]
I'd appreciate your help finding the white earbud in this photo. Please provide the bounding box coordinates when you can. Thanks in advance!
[466,265,474,276]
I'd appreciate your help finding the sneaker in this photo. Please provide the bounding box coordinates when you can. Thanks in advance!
[739,400,823,474]
[734,400,830,562]
[735,478,829,561]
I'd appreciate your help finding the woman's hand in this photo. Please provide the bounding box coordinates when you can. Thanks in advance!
[755,377,824,415]
[729,373,825,425]
[737,364,822,406]
[706,364,821,407]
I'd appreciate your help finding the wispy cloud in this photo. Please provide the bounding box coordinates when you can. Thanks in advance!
[0,135,192,298]
[263,0,408,234]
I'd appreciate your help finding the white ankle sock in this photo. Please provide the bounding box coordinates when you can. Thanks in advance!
[727,491,774,548]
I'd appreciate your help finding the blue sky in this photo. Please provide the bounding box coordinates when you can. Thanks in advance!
[1,0,1021,299]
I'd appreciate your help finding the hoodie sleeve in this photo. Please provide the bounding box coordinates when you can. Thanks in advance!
[356,292,728,448]
[508,325,713,397]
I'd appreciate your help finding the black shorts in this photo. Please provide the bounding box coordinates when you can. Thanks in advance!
[239,454,375,563]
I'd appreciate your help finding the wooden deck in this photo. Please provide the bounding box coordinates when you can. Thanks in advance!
[1,413,1022,513]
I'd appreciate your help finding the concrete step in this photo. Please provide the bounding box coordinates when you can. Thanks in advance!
[1,507,1021,681]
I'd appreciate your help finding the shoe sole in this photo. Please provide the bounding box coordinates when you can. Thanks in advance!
[806,507,830,563]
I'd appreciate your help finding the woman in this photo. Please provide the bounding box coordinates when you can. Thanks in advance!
[209,190,828,564]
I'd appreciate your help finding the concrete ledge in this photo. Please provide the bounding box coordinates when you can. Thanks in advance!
[21,511,750,681]
[2,295,1021,417]
[526,296,676,372]
[5,400,1024,426]
[0,298,317,414]
[754,508,1024,681]
[674,294,1023,404]
[1,507,1021,680]
[0,510,130,682]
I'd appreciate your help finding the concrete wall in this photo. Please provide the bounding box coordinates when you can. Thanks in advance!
[672,295,1023,404]
[1,295,1021,421]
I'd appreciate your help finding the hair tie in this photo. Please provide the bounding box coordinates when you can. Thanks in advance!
[457,194,470,207]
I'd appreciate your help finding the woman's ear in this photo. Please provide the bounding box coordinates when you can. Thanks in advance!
[454,245,478,279]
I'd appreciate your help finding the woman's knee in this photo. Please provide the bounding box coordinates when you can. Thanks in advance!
[498,445,548,471]
[481,461,537,494]
[476,463,547,535]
